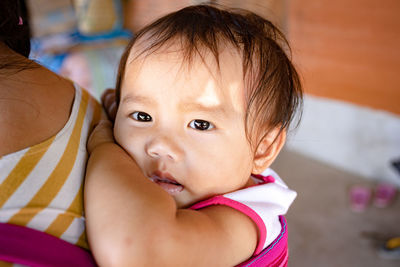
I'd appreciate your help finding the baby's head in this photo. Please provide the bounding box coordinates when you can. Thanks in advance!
[113,5,302,208]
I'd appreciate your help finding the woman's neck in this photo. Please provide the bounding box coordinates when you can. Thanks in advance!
[0,41,36,72]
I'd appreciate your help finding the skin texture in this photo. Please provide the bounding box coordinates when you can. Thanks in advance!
[85,42,286,266]
[0,42,75,157]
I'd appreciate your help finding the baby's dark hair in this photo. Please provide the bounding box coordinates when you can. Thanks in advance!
[116,4,302,144]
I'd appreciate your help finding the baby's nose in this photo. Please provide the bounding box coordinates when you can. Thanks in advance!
[145,135,183,161]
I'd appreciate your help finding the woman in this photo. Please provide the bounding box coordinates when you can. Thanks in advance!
[0,1,99,265]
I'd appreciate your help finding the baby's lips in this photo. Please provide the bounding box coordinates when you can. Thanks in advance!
[154,180,184,195]
[149,171,184,195]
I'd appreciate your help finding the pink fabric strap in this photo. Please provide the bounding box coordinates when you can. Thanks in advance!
[0,222,96,267]
[237,216,288,267]
[252,174,275,184]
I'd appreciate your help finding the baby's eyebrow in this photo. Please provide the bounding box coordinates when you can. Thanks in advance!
[179,102,228,116]
[121,94,154,106]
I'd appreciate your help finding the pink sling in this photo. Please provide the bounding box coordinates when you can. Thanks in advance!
[0,222,97,266]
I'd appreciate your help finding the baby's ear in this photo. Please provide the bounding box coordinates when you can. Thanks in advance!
[252,128,286,174]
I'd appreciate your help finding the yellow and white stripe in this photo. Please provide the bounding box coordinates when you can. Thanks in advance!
[0,85,101,250]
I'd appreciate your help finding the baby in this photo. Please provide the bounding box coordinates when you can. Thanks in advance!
[85,4,302,266]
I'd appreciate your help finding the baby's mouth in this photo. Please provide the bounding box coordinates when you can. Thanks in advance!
[149,172,184,196]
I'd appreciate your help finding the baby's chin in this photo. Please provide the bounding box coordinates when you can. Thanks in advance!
[173,195,193,209]
[172,192,201,209]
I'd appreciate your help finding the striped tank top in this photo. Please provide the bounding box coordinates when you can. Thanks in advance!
[0,84,101,250]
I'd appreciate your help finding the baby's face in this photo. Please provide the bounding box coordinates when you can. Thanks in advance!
[114,45,255,208]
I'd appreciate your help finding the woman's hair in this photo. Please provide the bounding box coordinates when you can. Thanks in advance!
[116,4,302,144]
[0,0,31,58]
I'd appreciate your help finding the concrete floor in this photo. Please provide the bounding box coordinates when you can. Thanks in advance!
[272,149,400,267]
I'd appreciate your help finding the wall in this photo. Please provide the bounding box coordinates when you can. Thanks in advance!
[123,0,194,32]
[123,0,285,33]
[288,0,400,115]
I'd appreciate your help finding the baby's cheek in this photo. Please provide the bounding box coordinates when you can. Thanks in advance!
[113,125,133,154]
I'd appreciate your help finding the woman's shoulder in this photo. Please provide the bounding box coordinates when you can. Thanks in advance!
[0,64,76,156]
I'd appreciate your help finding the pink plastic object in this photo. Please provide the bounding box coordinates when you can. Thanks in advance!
[349,185,371,212]
[373,183,397,208]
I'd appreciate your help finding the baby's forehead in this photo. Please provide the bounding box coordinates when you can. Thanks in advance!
[125,47,244,96]
[127,37,243,73]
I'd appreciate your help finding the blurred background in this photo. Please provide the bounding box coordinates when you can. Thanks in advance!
[25,0,400,266]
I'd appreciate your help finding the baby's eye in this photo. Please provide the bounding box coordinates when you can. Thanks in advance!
[131,111,152,122]
[188,119,214,131]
